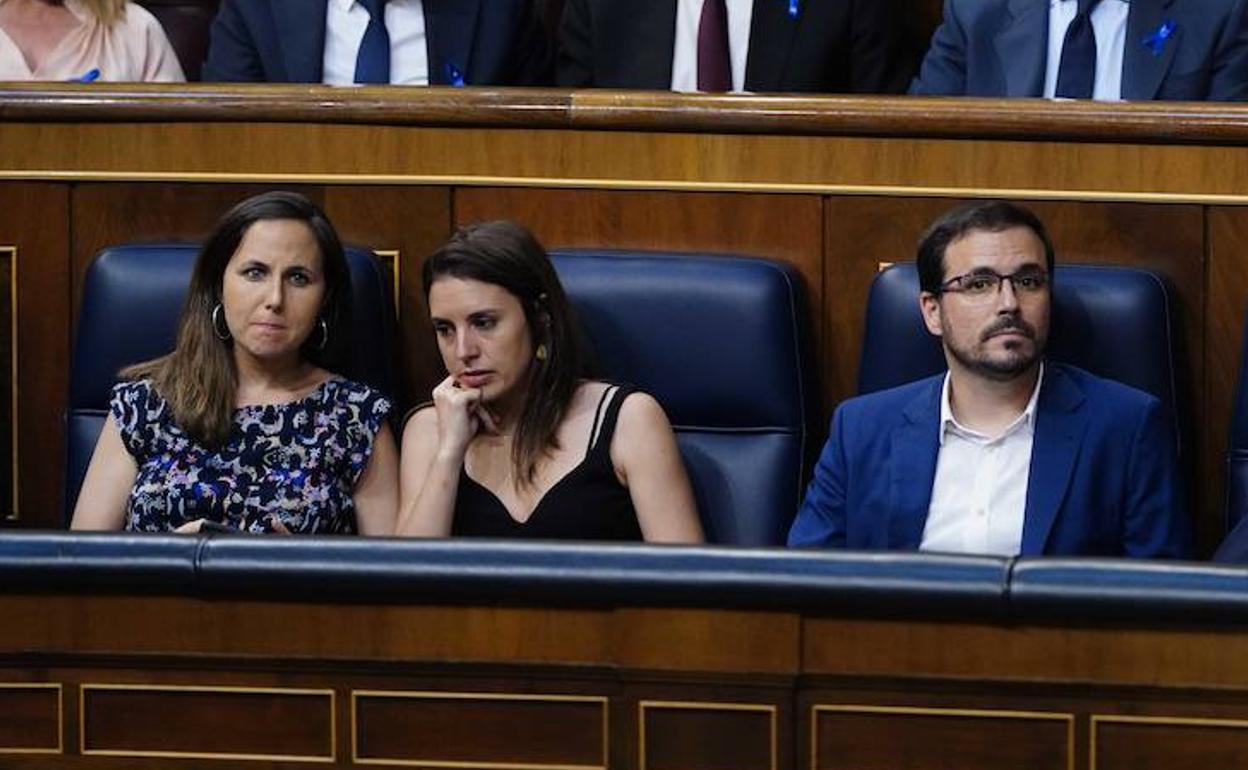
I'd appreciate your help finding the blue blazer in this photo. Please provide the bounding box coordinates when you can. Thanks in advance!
[202,0,551,85]
[788,364,1192,557]
[910,0,1248,100]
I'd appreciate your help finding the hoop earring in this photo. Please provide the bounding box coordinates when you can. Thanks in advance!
[535,343,548,361]
[211,303,231,341]
[316,318,329,351]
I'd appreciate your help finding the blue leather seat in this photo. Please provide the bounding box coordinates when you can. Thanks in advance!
[1222,313,1248,536]
[551,250,815,546]
[858,263,1182,454]
[65,243,398,519]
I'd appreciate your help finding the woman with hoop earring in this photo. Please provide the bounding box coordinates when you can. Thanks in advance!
[72,191,397,535]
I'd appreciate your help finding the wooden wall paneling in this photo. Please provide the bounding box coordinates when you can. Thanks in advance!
[802,617,1248,689]
[0,596,614,665]
[16,118,1248,200]
[453,186,825,406]
[1205,207,1248,553]
[641,703,775,770]
[1091,716,1248,770]
[452,189,823,300]
[353,690,607,767]
[616,677,794,770]
[0,183,69,530]
[79,684,334,760]
[0,684,61,754]
[612,609,801,675]
[810,704,1072,770]
[321,185,453,410]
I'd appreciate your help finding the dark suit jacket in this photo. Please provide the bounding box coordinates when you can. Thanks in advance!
[788,364,1192,558]
[910,0,1248,100]
[556,0,914,93]
[203,0,552,85]
[1214,515,1248,562]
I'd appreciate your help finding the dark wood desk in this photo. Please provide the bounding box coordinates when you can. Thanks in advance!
[2,86,1247,553]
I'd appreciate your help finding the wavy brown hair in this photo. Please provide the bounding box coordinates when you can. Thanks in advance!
[422,221,591,487]
[123,191,351,447]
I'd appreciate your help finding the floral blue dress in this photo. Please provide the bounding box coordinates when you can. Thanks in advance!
[112,378,391,534]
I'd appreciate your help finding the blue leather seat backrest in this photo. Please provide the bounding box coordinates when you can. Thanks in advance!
[550,250,815,546]
[65,243,397,519]
[1224,314,1248,531]
[859,263,1181,449]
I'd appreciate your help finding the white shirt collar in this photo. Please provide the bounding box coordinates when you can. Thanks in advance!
[939,362,1045,446]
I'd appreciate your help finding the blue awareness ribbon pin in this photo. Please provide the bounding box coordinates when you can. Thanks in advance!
[1143,20,1175,57]
[445,62,465,87]
[788,0,799,19]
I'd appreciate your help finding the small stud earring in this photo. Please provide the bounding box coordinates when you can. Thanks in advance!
[535,343,548,361]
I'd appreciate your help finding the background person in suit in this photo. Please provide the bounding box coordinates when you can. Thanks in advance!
[203,0,552,86]
[556,0,915,93]
[910,0,1248,101]
[788,201,1191,558]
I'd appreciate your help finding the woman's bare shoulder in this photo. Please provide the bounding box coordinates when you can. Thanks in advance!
[401,402,438,443]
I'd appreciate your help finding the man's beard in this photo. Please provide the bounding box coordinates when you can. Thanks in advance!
[945,316,1043,382]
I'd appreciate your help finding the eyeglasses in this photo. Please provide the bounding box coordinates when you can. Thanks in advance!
[938,268,1050,299]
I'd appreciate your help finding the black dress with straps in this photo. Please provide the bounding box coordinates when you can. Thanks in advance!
[451,385,643,541]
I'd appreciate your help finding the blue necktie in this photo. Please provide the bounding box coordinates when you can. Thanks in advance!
[354,0,391,84]
[1055,0,1103,98]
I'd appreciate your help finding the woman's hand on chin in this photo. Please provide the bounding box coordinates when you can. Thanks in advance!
[432,374,485,458]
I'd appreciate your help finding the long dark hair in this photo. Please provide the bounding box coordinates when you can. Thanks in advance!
[423,221,590,486]
[124,191,351,447]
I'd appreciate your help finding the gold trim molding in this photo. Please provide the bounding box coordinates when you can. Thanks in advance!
[5,170,1248,206]
[639,700,778,770]
[0,683,61,754]
[1,246,15,522]
[351,690,608,769]
[373,249,402,320]
[79,683,335,763]
[811,704,1075,770]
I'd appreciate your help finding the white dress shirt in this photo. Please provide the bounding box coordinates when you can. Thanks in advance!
[1043,0,1130,100]
[920,364,1045,556]
[671,0,754,92]
[323,0,429,85]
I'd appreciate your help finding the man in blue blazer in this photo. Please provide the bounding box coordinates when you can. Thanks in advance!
[910,0,1248,101]
[788,202,1191,557]
[202,0,551,86]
